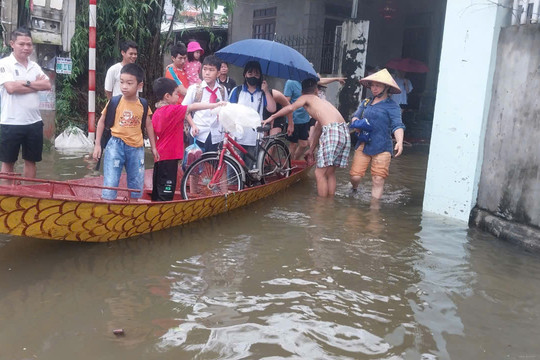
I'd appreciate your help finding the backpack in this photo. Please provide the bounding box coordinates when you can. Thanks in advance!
[229,85,270,119]
[228,85,243,104]
[95,95,149,170]
[194,83,226,103]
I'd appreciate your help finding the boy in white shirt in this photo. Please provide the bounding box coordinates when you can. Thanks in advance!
[181,55,227,153]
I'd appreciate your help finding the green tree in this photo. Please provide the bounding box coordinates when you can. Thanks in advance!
[56,0,235,134]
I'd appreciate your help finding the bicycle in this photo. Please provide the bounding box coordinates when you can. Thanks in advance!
[180,125,292,199]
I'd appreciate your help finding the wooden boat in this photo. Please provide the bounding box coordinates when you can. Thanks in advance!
[0,161,311,242]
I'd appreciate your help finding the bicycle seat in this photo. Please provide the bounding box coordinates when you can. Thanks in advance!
[256,124,271,133]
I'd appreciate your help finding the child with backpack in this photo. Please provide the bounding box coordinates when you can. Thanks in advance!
[228,61,276,169]
[151,77,225,201]
[92,63,158,201]
[181,55,227,153]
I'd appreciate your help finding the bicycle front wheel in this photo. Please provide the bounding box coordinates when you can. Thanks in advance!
[257,140,291,184]
[180,154,244,199]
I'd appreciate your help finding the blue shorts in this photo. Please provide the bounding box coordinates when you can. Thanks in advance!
[237,144,257,170]
[196,133,219,153]
[102,137,145,200]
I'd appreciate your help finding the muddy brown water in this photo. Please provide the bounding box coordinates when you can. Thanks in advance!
[1,146,539,360]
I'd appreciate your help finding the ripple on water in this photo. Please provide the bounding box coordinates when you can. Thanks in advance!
[337,182,412,206]
[157,256,413,358]
[264,208,312,227]
[158,287,395,358]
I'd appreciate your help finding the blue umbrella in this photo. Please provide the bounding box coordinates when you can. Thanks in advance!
[215,39,319,82]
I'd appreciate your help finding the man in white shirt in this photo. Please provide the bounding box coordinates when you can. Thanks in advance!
[104,40,138,100]
[182,55,227,152]
[0,28,51,178]
[392,70,413,109]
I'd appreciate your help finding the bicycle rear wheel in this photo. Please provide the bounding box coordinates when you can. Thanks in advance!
[180,154,244,199]
[257,140,291,184]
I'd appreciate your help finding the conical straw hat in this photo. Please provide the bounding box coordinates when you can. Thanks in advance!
[359,68,401,94]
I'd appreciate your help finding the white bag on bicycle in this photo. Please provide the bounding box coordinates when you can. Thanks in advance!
[213,103,261,137]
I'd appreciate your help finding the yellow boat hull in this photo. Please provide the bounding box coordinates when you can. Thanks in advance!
[0,164,310,242]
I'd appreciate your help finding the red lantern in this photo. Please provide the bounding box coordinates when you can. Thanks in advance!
[380,0,397,21]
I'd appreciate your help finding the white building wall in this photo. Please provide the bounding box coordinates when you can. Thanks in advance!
[423,0,513,222]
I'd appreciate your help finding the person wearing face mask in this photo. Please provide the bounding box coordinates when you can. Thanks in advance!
[228,61,276,169]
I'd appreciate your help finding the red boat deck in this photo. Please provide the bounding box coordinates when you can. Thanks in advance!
[0,169,168,203]
[0,163,307,203]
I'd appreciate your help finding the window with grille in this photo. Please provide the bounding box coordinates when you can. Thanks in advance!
[252,7,276,40]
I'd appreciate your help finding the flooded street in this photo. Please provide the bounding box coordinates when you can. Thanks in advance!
[1,146,540,359]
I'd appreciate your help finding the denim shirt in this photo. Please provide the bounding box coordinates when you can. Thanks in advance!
[352,97,405,155]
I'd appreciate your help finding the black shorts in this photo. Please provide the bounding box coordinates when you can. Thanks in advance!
[272,116,288,131]
[152,159,179,201]
[0,121,44,163]
[285,122,310,143]
[309,117,316,127]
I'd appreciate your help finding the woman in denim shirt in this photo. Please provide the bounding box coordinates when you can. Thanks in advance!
[349,68,405,200]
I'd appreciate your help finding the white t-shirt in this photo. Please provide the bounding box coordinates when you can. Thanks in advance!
[0,53,48,125]
[104,62,123,97]
[182,81,228,144]
[230,87,265,146]
[104,62,142,97]
[393,77,413,106]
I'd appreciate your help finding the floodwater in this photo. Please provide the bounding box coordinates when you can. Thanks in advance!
[1,146,540,360]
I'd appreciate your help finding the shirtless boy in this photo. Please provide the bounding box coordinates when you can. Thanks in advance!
[264,78,350,197]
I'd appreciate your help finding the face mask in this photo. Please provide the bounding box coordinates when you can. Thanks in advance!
[245,76,259,86]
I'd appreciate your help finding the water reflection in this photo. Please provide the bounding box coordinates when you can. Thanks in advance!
[1,146,540,359]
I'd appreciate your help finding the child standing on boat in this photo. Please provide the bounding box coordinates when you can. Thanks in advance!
[181,55,227,153]
[264,78,351,197]
[151,77,225,201]
[92,63,158,201]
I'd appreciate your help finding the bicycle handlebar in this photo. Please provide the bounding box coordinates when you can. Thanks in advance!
[256,124,272,133]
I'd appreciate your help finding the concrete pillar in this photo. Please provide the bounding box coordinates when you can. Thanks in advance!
[422,0,512,222]
[337,19,370,120]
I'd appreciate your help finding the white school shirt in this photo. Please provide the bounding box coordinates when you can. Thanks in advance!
[0,53,48,125]
[182,81,228,144]
[231,86,265,146]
